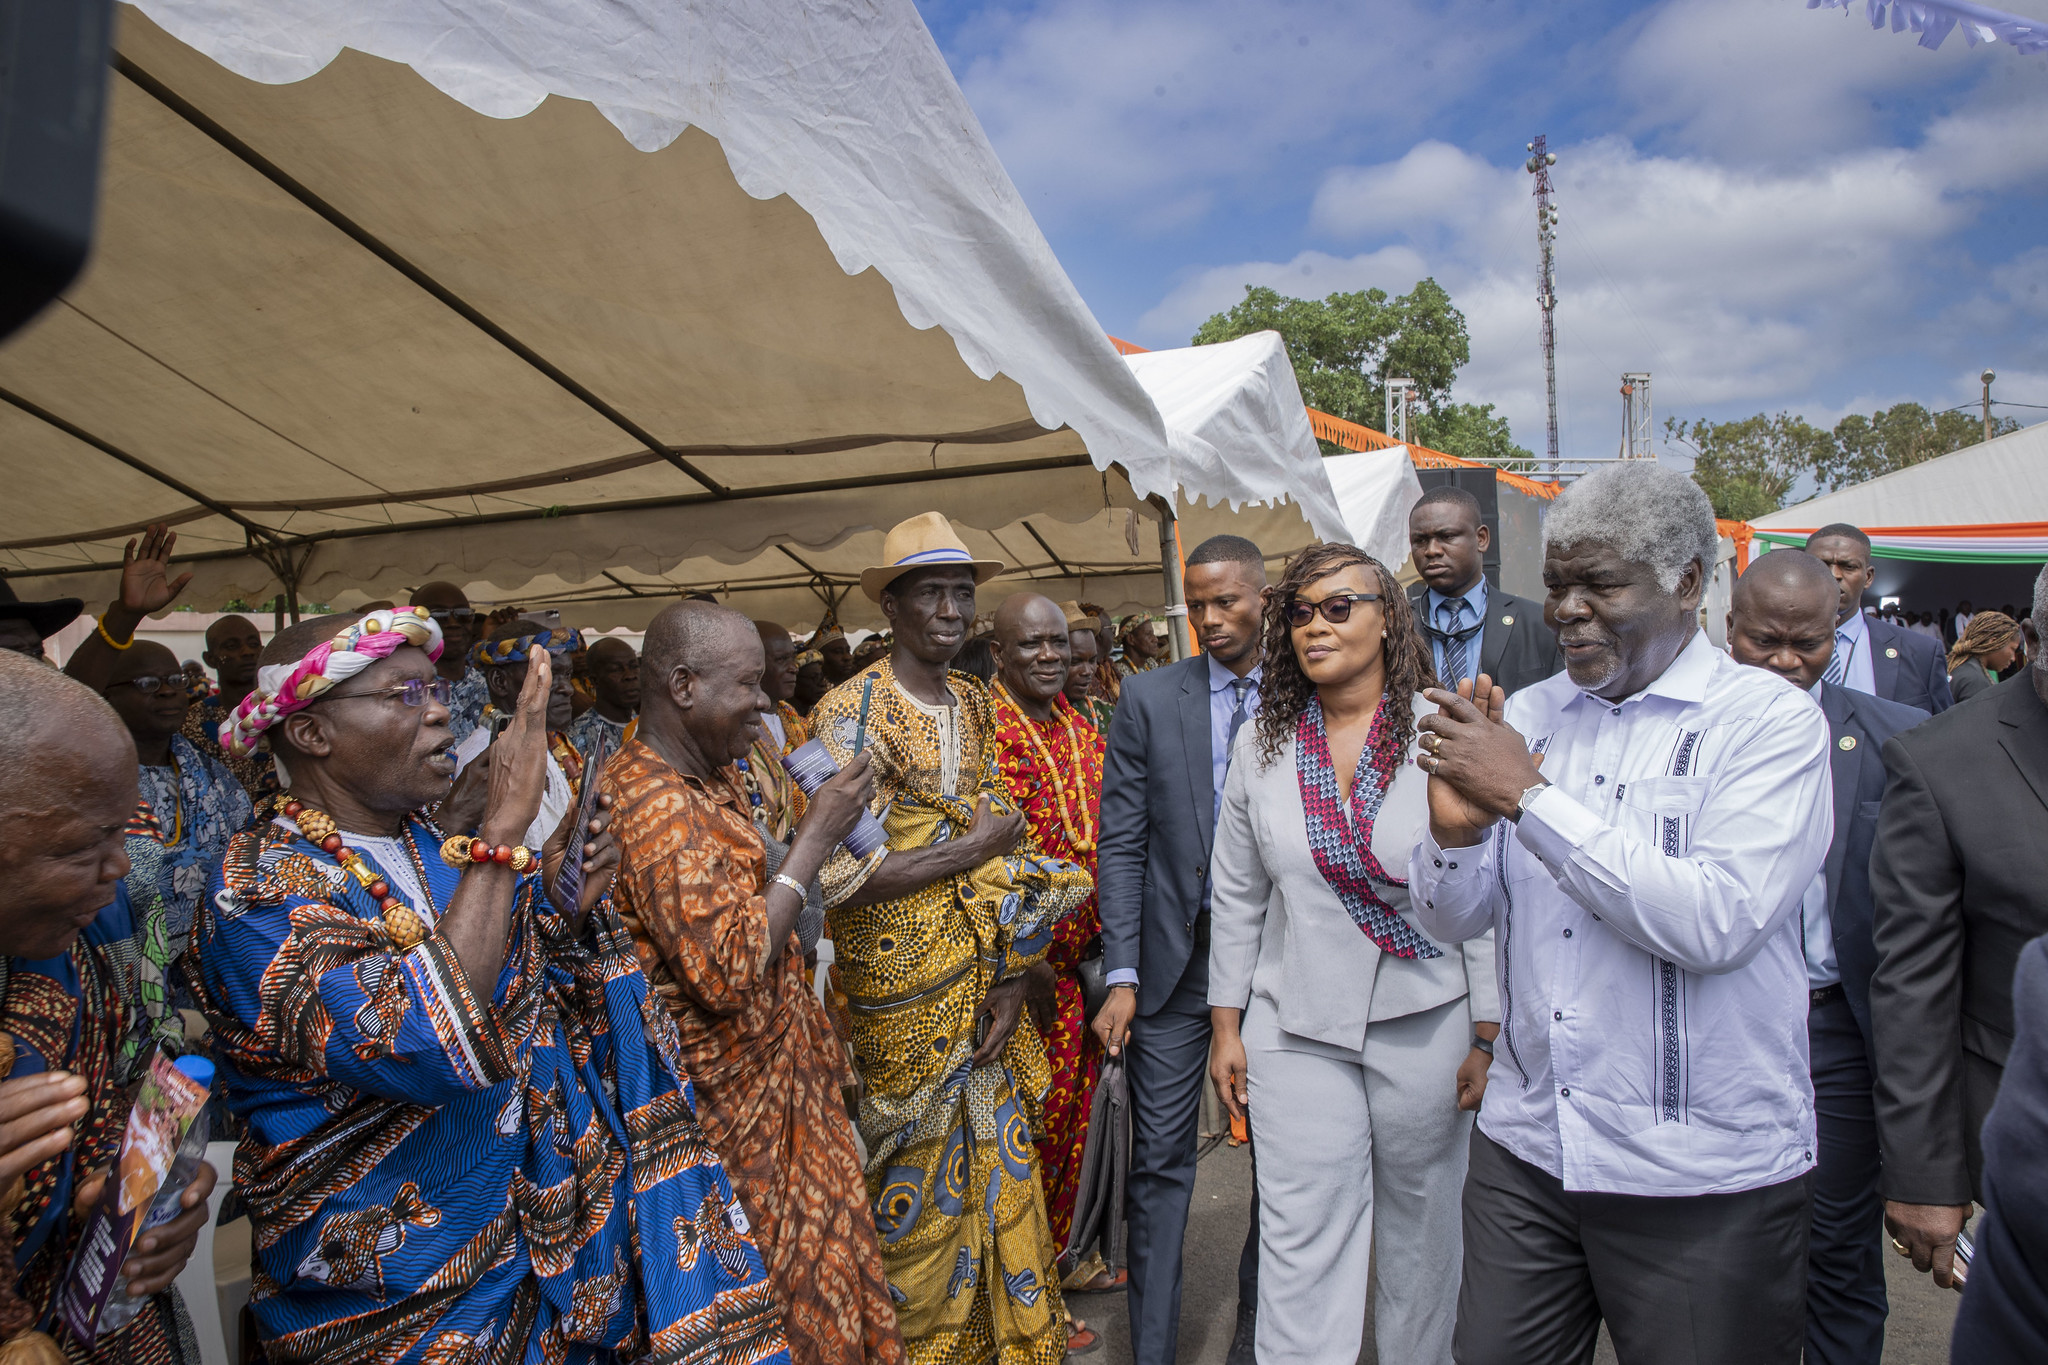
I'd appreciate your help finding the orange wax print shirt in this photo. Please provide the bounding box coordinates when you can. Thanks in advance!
[989,688,1105,957]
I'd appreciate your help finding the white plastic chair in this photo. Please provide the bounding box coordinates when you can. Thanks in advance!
[173,1141,238,1365]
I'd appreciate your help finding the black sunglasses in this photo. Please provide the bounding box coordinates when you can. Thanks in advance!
[1284,591,1383,628]
[425,607,477,623]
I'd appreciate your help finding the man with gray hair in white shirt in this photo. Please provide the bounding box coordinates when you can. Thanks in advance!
[1406,461,1833,1365]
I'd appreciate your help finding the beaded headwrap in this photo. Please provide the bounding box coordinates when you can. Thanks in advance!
[470,626,583,669]
[222,606,444,757]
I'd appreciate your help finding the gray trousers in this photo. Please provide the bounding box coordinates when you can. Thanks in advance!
[1454,1128,1812,1364]
[1244,994,1472,1365]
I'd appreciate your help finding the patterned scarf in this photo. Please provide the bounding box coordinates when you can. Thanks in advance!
[1294,696,1442,960]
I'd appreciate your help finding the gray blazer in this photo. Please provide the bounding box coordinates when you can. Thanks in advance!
[1098,655,1226,1016]
[1206,695,1498,1050]
[1949,657,1996,704]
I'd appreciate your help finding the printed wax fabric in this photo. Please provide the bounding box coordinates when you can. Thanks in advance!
[189,815,791,1365]
[112,804,188,1062]
[773,703,810,754]
[4,914,195,1364]
[1069,695,1115,737]
[446,666,490,745]
[184,695,279,803]
[566,708,628,771]
[988,691,1105,1250]
[604,744,905,1365]
[810,660,1092,1365]
[134,733,254,946]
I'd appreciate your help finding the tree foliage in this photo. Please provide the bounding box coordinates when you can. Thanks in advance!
[1672,403,2023,520]
[1412,402,1537,472]
[1191,279,1471,431]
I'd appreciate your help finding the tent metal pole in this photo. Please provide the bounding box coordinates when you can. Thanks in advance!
[1151,495,1190,661]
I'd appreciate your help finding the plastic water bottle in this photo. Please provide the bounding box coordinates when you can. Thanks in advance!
[95,1057,215,1334]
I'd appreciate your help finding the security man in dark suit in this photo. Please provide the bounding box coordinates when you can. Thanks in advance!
[1094,534,1267,1365]
[1871,563,2048,1293]
[1805,523,1953,714]
[1728,548,1927,1365]
[1405,485,1562,697]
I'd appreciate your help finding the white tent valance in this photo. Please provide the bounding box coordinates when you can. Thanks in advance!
[1,0,1190,610]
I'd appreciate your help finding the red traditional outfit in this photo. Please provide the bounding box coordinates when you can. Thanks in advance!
[988,685,1105,1256]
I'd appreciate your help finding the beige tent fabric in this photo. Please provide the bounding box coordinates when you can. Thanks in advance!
[0,5,1174,608]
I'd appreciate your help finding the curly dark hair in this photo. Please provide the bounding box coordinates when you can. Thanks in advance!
[1254,543,1437,765]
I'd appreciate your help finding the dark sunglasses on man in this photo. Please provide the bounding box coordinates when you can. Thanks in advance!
[425,607,477,623]
[1283,591,1382,628]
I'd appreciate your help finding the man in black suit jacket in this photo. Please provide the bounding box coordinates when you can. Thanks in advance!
[1806,523,1953,714]
[1871,563,2048,1292]
[1405,485,1562,697]
[1951,933,2048,1361]
[1728,549,1928,1365]
[1094,535,1267,1365]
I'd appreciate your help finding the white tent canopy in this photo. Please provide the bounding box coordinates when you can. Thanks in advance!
[1321,447,1423,573]
[1751,420,2048,537]
[416,333,1350,630]
[1,0,1212,612]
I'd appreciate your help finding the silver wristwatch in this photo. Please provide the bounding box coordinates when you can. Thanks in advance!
[1510,780,1550,824]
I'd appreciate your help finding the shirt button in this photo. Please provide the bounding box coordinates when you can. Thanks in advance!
[1434,859,1442,868]
[1610,707,1620,716]
[1554,1010,1563,1020]
[1563,928,1573,938]
[1560,1087,1571,1098]
[1594,775,1605,786]
[1448,862,1458,870]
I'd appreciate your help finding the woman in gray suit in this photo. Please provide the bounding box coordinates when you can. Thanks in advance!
[1207,543,1498,1365]
[1946,609,2022,703]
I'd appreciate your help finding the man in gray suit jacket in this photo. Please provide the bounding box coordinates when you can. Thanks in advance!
[1872,564,2048,1292]
[1095,535,1268,1365]
[1405,486,1562,699]
[1728,549,1928,1365]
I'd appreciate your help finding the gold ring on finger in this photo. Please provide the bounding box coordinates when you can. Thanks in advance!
[1890,1237,1911,1258]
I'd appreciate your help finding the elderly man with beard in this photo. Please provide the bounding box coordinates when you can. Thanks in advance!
[603,602,902,1365]
[987,595,1118,1347]
[808,515,1091,1365]
[189,609,787,1364]
[566,637,640,767]
[0,654,219,1363]
[1410,462,1833,1365]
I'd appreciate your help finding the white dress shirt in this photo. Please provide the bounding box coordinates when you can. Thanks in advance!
[1831,609,1877,695]
[1409,631,1832,1197]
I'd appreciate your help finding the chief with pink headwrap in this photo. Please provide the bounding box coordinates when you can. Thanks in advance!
[222,606,443,760]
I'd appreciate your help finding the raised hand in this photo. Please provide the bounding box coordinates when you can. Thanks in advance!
[119,523,194,618]
[479,648,551,848]
[1419,674,1542,845]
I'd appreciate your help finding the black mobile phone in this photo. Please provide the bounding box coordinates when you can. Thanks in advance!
[486,708,512,740]
[555,731,610,912]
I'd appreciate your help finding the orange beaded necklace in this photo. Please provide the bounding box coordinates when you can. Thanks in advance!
[992,682,1098,854]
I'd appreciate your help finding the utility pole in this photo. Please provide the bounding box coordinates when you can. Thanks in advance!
[1621,373,1652,459]
[1983,368,1996,444]
[1526,135,1560,474]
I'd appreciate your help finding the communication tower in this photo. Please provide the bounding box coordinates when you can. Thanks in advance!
[1525,136,1559,473]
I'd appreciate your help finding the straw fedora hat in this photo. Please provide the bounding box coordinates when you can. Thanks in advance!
[860,512,1005,602]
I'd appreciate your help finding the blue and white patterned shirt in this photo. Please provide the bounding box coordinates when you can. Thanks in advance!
[445,665,490,744]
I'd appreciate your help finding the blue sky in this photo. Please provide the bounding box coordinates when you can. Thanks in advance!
[913,0,2048,461]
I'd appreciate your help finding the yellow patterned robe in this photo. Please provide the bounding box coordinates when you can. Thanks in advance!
[813,659,1092,1365]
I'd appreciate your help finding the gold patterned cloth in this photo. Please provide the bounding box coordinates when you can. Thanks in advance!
[811,660,1092,1365]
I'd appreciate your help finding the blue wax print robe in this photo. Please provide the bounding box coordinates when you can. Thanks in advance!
[191,816,791,1365]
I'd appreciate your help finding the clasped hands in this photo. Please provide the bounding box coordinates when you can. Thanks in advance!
[1418,675,1546,848]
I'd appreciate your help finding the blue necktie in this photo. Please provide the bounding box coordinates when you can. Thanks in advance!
[1823,629,1851,687]
[1439,598,1470,689]
[1227,677,1253,754]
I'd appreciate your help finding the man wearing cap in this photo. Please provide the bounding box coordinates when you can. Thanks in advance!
[0,579,82,661]
[448,618,584,851]
[809,514,1092,1365]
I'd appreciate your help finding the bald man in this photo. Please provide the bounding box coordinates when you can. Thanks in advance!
[1728,548,1927,1365]
[181,613,279,801]
[0,654,218,1361]
[409,581,489,741]
[602,602,902,1365]
[986,595,1117,1320]
[566,635,640,766]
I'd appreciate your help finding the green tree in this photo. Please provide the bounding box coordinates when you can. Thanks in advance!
[1667,412,1838,521]
[1412,402,1536,472]
[1191,279,1471,433]
[1819,402,2019,490]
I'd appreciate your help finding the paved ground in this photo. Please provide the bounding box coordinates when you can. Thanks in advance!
[1070,1141,1964,1364]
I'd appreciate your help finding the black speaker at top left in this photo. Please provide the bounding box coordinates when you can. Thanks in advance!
[0,0,115,343]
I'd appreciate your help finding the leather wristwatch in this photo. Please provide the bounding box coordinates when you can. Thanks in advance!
[1509,779,1550,824]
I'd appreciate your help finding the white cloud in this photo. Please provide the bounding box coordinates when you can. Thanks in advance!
[1137,245,1431,339]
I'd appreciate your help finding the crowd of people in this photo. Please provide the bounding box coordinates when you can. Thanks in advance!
[0,460,2044,1365]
